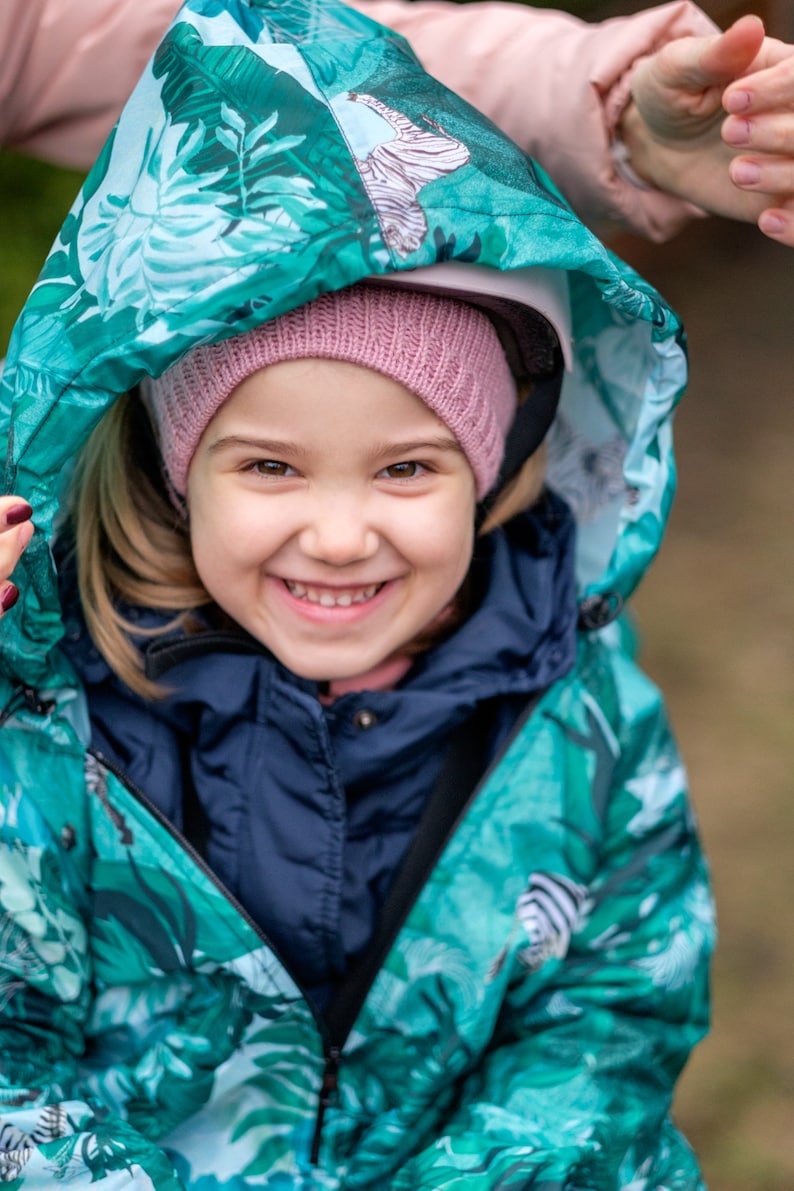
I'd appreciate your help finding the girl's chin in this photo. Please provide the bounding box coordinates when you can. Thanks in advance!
[310,651,414,693]
[271,647,413,690]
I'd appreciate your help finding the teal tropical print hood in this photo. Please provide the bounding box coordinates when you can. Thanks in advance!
[0,0,686,694]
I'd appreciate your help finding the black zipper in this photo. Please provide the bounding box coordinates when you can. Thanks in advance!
[308,691,543,1164]
[310,1046,341,1165]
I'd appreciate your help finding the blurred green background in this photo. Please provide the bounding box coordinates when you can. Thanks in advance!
[2,1,793,1185]
[624,217,794,1191]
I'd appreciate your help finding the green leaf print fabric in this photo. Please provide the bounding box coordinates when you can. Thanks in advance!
[0,0,711,1187]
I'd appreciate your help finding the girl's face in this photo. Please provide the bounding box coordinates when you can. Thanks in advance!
[186,357,477,681]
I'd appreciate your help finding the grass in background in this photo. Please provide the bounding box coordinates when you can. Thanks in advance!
[0,151,85,350]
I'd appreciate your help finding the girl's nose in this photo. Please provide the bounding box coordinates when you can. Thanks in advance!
[297,500,380,566]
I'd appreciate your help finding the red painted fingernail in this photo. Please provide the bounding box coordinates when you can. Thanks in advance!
[4,502,33,526]
[0,583,19,612]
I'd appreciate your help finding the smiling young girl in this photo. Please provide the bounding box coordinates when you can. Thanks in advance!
[147,288,493,687]
[0,0,713,1186]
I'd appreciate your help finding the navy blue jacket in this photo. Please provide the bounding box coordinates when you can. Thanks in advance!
[61,495,577,1009]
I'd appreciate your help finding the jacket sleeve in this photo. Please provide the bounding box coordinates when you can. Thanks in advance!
[0,738,186,1188]
[354,0,717,240]
[2,0,713,239]
[0,0,182,169]
[392,656,714,1189]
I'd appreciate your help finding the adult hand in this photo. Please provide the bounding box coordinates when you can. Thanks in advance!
[0,497,34,617]
[622,15,794,246]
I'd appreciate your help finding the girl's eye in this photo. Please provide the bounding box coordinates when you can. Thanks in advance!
[250,459,295,477]
[379,461,426,480]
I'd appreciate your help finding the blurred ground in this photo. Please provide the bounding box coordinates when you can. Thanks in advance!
[2,73,793,1191]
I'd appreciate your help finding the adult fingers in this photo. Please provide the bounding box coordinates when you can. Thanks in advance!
[0,498,34,616]
[691,15,767,88]
[730,152,794,193]
[757,198,794,245]
[631,17,768,140]
[723,38,794,114]
[723,109,794,156]
[728,153,794,245]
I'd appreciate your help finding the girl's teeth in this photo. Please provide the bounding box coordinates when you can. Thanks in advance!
[285,581,380,607]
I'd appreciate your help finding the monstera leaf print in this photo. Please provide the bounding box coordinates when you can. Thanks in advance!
[75,116,307,336]
[0,790,88,1008]
[93,854,198,977]
[153,23,374,246]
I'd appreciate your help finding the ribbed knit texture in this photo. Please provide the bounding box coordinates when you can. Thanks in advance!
[141,284,517,499]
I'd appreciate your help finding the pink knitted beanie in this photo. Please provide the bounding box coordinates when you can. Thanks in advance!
[141,283,518,500]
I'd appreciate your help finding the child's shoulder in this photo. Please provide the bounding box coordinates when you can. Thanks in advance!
[567,622,672,752]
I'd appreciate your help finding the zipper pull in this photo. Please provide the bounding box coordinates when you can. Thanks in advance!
[21,687,55,717]
[0,685,54,727]
[310,1046,341,1166]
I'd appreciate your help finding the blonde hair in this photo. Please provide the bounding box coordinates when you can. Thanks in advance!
[72,393,212,698]
[71,391,547,698]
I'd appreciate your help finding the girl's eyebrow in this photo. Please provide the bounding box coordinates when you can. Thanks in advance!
[207,434,463,458]
[372,436,463,459]
[207,435,306,457]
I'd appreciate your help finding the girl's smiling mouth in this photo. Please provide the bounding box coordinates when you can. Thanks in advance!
[282,579,387,608]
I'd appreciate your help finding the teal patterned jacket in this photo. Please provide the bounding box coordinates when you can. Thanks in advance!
[0,0,713,1186]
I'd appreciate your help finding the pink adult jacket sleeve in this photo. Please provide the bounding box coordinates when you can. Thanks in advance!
[0,0,716,238]
[0,0,182,171]
[359,0,716,239]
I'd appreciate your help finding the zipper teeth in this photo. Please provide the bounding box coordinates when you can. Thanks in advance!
[310,1046,341,1166]
[326,792,475,1045]
[89,748,330,1043]
[311,695,544,1163]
